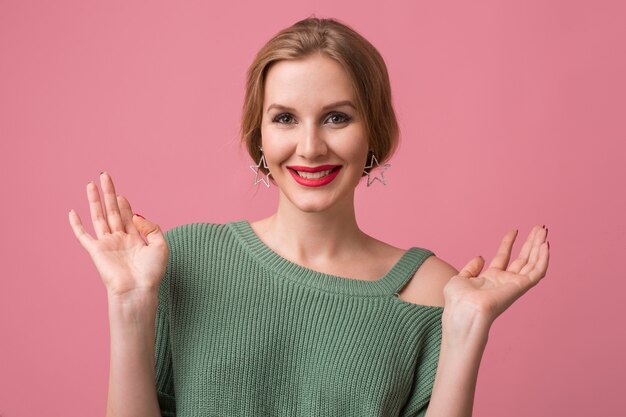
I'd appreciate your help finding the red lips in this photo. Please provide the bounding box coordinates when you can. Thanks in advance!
[286,165,342,187]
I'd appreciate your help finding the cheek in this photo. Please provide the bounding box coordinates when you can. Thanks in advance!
[335,134,369,164]
[260,130,292,165]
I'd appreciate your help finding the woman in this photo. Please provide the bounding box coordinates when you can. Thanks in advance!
[68,17,549,417]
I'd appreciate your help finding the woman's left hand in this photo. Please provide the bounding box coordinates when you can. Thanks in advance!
[443,225,550,331]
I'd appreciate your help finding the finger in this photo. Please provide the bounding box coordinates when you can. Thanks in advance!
[132,215,166,247]
[527,226,548,267]
[488,229,518,270]
[521,241,550,283]
[529,242,550,281]
[100,172,125,233]
[507,225,541,273]
[68,209,95,252]
[458,256,485,278]
[87,181,111,238]
[117,195,140,237]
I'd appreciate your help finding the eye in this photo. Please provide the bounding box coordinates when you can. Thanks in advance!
[325,112,351,125]
[272,113,296,124]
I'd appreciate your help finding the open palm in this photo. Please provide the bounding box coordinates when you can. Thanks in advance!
[68,172,168,297]
[444,225,550,323]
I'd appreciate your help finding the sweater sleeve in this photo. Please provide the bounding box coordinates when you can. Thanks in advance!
[399,311,443,417]
[154,228,177,417]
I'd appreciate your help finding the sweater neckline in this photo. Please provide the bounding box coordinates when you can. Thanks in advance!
[227,220,435,298]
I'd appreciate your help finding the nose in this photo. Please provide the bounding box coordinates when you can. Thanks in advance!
[296,122,328,159]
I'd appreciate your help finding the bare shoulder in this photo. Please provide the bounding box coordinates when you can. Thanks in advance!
[396,255,459,307]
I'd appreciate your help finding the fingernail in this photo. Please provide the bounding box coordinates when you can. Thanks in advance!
[134,213,145,219]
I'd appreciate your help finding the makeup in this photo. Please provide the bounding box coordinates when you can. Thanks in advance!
[287,165,342,187]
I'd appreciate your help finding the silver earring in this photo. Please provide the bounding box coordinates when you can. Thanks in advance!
[250,147,271,188]
[363,153,390,186]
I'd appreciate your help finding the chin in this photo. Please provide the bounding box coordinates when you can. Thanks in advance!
[288,198,335,214]
[281,188,354,214]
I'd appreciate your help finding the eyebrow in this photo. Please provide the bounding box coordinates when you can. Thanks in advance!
[266,100,357,113]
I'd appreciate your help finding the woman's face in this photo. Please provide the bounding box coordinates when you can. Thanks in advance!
[260,53,369,214]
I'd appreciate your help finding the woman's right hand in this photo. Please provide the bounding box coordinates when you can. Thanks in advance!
[68,172,169,301]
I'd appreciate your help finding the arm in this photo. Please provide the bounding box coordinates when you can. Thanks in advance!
[106,291,162,417]
[424,300,489,416]
[425,225,550,417]
[69,172,168,417]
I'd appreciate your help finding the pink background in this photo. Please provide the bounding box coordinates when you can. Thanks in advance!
[1,0,624,415]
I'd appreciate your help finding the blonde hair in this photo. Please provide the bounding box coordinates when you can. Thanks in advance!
[241,17,399,175]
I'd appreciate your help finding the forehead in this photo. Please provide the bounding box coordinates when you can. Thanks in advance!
[263,54,355,110]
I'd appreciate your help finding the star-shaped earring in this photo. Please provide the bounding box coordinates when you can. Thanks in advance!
[250,149,272,188]
[363,153,390,186]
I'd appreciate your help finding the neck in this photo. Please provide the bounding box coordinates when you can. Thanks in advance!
[257,191,367,264]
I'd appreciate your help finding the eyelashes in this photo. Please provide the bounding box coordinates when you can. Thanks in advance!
[271,112,352,125]
[273,113,296,124]
[326,112,352,124]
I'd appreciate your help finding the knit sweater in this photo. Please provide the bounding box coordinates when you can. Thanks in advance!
[154,221,443,417]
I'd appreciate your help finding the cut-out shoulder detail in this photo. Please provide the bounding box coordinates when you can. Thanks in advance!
[396,256,458,307]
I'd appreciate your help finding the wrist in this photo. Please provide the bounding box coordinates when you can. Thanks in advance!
[107,289,159,323]
[442,301,492,350]
[107,285,159,303]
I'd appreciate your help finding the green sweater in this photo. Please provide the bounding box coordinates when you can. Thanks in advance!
[154,221,443,417]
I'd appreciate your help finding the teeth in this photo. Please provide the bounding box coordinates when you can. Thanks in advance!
[296,169,332,179]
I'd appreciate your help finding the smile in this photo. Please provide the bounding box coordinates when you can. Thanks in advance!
[286,165,342,187]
